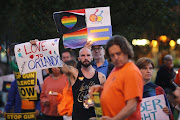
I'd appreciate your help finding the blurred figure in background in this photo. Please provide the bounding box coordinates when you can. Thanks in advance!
[136,57,174,120]
[155,54,176,92]
[155,54,176,113]
[91,45,114,78]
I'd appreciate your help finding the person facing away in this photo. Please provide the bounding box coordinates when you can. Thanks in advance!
[30,40,106,120]
[155,54,176,93]
[136,57,174,120]
[89,35,143,120]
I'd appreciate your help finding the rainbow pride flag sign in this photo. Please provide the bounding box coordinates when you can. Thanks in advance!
[53,7,112,49]
[2,81,12,92]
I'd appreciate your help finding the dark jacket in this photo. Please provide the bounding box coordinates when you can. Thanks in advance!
[5,79,41,113]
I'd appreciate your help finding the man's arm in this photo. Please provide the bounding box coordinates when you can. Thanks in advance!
[59,61,78,85]
[98,72,106,85]
[113,98,138,120]
[101,98,138,120]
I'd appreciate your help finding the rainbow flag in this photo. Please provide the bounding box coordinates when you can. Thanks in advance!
[2,81,12,92]
[63,28,88,49]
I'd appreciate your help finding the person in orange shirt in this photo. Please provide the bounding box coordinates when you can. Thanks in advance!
[40,67,67,120]
[89,35,143,120]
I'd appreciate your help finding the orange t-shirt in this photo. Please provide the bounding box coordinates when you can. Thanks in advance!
[21,100,35,110]
[175,68,180,86]
[40,74,67,116]
[100,62,143,120]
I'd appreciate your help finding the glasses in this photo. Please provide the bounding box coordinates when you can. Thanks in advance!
[92,47,102,52]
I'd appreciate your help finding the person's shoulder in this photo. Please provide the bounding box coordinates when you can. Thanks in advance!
[43,75,51,82]
[146,82,158,88]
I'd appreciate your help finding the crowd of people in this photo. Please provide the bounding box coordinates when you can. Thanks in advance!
[2,35,180,120]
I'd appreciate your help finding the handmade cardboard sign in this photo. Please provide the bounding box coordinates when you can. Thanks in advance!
[14,38,62,75]
[53,7,112,49]
[141,95,169,120]
[15,72,38,100]
[5,112,35,120]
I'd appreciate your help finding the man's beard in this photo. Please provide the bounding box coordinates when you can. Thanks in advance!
[79,60,93,67]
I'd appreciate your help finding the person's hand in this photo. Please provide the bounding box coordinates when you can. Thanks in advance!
[84,40,93,50]
[30,39,39,45]
[162,106,170,115]
[89,85,103,98]
[101,116,112,120]
[35,110,40,117]
[34,85,40,94]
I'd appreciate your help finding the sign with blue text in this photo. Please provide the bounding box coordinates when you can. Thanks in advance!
[15,38,62,75]
[141,95,169,120]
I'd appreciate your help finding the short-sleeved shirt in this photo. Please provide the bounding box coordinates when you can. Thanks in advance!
[100,62,143,120]
[92,59,109,77]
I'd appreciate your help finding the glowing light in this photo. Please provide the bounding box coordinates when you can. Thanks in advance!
[151,40,158,47]
[177,38,180,45]
[175,70,178,74]
[132,39,150,46]
[169,40,176,48]
[159,35,167,42]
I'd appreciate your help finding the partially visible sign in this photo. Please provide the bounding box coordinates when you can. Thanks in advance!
[15,72,37,100]
[5,112,35,120]
[141,95,169,120]
[93,92,103,119]
[2,81,12,92]
[14,38,62,75]
[0,74,15,91]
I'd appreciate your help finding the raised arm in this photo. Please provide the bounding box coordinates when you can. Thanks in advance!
[59,61,78,85]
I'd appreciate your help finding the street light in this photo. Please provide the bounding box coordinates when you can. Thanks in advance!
[159,35,168,42]
[169,40,176,49]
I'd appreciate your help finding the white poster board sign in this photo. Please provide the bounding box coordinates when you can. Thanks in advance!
[14,38,62,75]
[141,94,169,120]
[85,7,111,27]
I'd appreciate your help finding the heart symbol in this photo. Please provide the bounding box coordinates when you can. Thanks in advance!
[49,51,52,54]
[18,53,22,57]
[29,54,34,59]
[61,15,77,29]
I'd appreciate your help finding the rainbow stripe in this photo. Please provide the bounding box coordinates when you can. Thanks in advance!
[61,15,77,29]
[6,83,11,89]
[63,28,87,40]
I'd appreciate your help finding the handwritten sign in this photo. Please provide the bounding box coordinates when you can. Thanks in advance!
[141,95,169,120]
[15,72,37,100]
[14,38,62,75]
[5,112,35,120]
